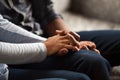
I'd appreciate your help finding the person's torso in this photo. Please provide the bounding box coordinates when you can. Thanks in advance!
[0,0,43,35]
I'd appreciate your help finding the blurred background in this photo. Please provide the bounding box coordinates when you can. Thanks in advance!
[53,0,120,32]
[52,0,120,80]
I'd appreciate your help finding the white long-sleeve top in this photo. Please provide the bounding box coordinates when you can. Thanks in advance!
[0,14,48,64]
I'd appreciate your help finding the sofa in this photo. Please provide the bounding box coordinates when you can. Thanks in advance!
[52,0,120,80]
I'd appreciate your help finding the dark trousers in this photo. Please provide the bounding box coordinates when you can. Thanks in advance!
[78,30,120,66]
[9,50,110,80]
[9,69,91,80]
[9,30,119,80]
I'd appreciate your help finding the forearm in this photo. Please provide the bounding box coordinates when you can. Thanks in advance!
[0,15,48,64]
[0,42,47,64]
[42,18,71,37]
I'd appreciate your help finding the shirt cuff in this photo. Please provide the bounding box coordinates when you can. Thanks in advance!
[36,42,48,62]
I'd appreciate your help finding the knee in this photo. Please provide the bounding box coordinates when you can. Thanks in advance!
[59,70,91,80]
[80,50,110,70]
[74,50,110,69]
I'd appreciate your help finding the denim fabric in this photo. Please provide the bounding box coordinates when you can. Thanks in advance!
[77,30,120,66]
[9,69,91,80]
[10,50,110,80]
[36,78,67,80]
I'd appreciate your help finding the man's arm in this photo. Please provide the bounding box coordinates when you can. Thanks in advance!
[32,0,80,39]
[31,0,72,37]
[43,18,71,37]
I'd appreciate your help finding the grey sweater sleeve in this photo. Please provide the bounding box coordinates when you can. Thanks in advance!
[0,15,47,64]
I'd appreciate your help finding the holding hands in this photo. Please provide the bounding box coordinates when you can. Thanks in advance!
[44,30,100,56]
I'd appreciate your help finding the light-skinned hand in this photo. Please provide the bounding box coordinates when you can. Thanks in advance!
[56,30,100,55]
[44,34,79,56]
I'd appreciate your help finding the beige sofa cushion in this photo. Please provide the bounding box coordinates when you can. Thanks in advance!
[70,0,120,23]
[52,0,70,13]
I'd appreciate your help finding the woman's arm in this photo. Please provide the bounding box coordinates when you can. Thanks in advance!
[0,14,47,64]
[0,15,47,43]
[0,42,47,64]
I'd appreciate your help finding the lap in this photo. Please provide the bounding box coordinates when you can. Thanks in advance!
[9,50,109,80]
[9,69,90,80]
[77,30,120,66]
[9,50,107,70]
